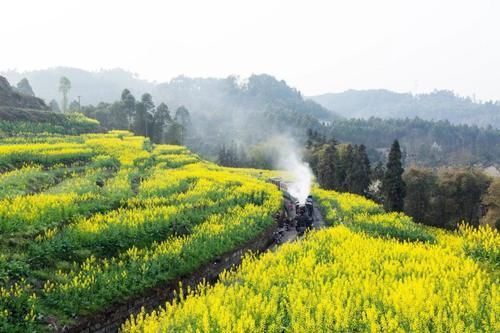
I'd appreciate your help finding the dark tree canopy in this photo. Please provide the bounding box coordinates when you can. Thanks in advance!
[382,140,406,212]
[316,144,338,190]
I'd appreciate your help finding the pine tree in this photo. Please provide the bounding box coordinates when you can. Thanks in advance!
[382,140,406,212]
[317,144,337,190]
[352,144,371,195]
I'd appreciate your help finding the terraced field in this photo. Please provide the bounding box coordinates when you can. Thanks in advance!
[0,131,282,332]
[1,130,498,333]
[122,188,499,333]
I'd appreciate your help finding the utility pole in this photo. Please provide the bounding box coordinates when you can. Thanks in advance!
[77,96,81,113]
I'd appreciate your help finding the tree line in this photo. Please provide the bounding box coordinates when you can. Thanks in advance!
[48,77,190,145]
[306,130,406,213]
[309,127,499,230]
[404,167,497,229]
[78,90,191,145]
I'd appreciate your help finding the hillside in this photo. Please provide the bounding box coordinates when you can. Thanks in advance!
[1,68,155,105]
[0,76,101,137]
[0,131,498,332]
[1,69,336,123]
[0,131,281,331]
[0,76,47,110]
[310,89,500,129]
[154,74,336,121]
[153,74,337,158]
[3,69,499,168]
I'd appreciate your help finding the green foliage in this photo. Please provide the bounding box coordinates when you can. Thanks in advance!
[382,140,406,212]
[403,168,491,229]
[309,137,371,196]
[0,107,100,136]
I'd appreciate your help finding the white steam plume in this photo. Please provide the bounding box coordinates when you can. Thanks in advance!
[275,137,313,204]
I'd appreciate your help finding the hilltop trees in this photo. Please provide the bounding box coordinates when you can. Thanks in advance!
[382,140,406,212]
[16,78,35,96]
[77,89,190,145]
[59,76,71,113]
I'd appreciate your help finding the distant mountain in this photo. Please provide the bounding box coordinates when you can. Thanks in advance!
[310,89,500,129]
[154,74,337,121]
[1,67,155,105]
[152,74,339,156]
[0,76,47,110]
[1,68,336,122]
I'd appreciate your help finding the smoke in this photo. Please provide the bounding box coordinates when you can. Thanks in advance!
[275,136,313,204]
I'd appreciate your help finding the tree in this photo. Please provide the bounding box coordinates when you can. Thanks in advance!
[165,122,183,145]
[108,101,129,129]
[382,140,406,212]
[338,144,354,191]
[345,144,371,195]
[16,78,35,96]
[134,101,147,136]
[134,93,155,137]
[121,89,136,128]
[151,103,172,143]
[482,178,500,230]
[59,76,71,113]
[317,144,338,190]
[356,144,371,193]
[175,106,191,127]
[174,106,191,143]
[433,169,490,228]
[403,168,436,224]
[49,99,61,113]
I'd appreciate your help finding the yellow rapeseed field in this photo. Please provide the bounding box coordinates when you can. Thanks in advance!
[123,188,499,333]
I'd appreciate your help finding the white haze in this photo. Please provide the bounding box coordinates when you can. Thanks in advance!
[275,137,314,204]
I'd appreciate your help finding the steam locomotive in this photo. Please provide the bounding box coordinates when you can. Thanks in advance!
[268,177,314,236]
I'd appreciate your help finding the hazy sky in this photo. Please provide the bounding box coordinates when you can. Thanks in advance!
[2,0,499,100]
